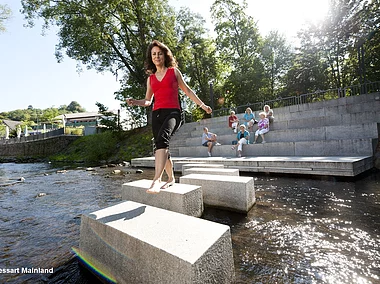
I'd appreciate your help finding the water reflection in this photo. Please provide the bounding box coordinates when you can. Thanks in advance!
[0,163,379,283]
[224,173,380,283]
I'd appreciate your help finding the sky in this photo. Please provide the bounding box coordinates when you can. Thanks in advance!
[0,0,329,113]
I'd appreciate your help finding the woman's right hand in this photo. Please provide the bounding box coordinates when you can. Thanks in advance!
[201,104,212,114]
[126,98,134,106]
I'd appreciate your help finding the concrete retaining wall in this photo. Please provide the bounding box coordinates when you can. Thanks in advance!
[0,135,79,157]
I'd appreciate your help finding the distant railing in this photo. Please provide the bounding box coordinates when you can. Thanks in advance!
[206,81,380,118]
[0,128,65,145]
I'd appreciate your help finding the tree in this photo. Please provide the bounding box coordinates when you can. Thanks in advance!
[21,0,177,122]
[261,31,293,97]
[174,8,224,116]
[96,102,120,131]
[211,0,265,105]
[348,0,380,85]
[41,108,59,125]
[305,0,380,88]
[0,4,12,33]
[286,27,330,96]
[66,101,86,113]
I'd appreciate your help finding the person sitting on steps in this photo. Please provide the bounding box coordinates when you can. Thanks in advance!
[254,112,269,144]
[263,105,274,123]
[228,110,239,133]
[231,124,250,158]
[202,127,221,157]
[242,107,256,132]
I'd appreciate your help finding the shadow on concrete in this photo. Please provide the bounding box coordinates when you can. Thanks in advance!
[90,206,146,224]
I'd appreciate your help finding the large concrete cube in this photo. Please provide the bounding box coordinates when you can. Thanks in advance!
[121,179,203,217]
[180,174,255,213]
[80,201,235,284]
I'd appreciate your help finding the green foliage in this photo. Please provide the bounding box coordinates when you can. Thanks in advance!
[0,102,86,126]
[50,131,117,163]
[49,126,153,163]
[173,8,224,119]
[211,0,265,106]
[261,31,293,97]
[21,0,177,107]
[0,4,12,33]
[65,127,83,136]
[66,101,86,113]
[96,102,120,131]
[19,0,380,121]
[286,29,330,95]
[117,127,153,161]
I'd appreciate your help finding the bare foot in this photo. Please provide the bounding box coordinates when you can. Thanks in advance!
[146,179,161,194]
[160,179,175,189]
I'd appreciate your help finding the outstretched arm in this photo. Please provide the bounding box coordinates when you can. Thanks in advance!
[175,68,212,114]
[126,77,154,107]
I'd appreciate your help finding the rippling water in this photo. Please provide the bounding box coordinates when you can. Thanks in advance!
[0,163,379,283]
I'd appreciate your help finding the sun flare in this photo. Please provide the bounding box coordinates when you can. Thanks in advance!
[247,0,330,38]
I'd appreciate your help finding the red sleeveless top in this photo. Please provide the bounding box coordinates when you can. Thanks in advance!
[150,68,180,111]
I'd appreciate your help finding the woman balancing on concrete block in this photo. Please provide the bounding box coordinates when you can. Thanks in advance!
[126,40,212,193]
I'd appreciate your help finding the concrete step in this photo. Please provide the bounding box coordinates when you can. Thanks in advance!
[183,167,240,176]
[178,163,224,173]
[276,112,380,130]
[176,114,379,143]
[121,179,203,217]
[131,156,373,177]
[177,138,377,157]
[180,174,255,213]
[175,93,380,139]
[173,123,379,146]
[275,92,380,121]
[80,200,235,283]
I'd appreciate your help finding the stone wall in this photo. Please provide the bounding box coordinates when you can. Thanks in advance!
[0,135,79,158]
[375,123,380,169]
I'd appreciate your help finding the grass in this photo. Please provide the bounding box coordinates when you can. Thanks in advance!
[49,126,153,165]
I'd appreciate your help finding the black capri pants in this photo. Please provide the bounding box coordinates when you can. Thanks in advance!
[152,108,182,151]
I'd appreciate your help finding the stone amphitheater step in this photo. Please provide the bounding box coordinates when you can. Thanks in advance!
[183,167,240,176]
[177,138,376,157]
[178,112,379,138]
[131,156,373,177]
[175,93,380,136]
[171,123,379,147]
[274,92,380,121]
[143,92,379,177]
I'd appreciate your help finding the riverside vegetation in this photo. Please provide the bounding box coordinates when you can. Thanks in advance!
[49,126,153,165]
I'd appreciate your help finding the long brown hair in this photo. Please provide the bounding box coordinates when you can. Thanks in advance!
[144,40,178,74]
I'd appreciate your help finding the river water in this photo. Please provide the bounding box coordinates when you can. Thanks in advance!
[0,163,379,284]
